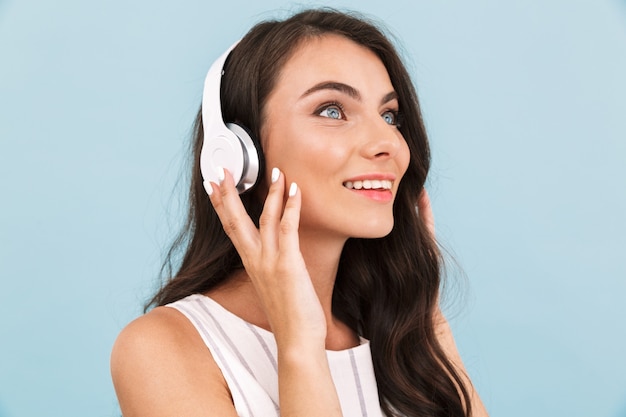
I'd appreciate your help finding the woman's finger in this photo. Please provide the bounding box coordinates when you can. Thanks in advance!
[259,167,286,254]
[278,182,302,256]
[417,188,435,237]
[208,167,260,259]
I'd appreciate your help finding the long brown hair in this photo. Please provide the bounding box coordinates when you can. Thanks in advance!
[148,8,472,417]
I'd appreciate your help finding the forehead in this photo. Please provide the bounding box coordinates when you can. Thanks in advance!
[271,34,393,95]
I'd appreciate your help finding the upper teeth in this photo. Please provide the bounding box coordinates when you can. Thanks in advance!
[343,180,392,190]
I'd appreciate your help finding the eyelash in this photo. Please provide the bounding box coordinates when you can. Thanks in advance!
[316,102,346,120]
[382,109,402,127]
[315,102,402,127]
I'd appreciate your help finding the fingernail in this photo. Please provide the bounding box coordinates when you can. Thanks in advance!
[216,166,225,183]
[289,182,297,197]
[203,180,213,196]
[271,167,280,183]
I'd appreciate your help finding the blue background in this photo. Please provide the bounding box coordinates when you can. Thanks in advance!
[1,0,625,416]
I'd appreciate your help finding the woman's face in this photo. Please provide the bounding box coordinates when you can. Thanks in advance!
[261,34,410,241]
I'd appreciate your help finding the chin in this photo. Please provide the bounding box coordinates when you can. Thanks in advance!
[352,220,394,239]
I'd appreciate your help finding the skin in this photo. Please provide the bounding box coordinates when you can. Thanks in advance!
[110,34,489,416]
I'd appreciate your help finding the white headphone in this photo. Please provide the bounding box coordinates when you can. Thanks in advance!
[200,41,262,194]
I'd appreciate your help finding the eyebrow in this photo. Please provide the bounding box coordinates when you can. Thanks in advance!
[300,81,398,105]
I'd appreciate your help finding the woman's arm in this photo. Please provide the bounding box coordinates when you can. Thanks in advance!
[111,168,342,416]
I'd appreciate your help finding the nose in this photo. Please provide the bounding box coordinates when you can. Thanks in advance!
[359,115,403,160]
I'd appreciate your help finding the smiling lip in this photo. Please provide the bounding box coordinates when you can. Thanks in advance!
[342,173,396,202]
[348,188,393,202]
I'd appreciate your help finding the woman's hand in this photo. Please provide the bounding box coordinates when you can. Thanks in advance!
[205,167,326,351]
[206,167,343,417]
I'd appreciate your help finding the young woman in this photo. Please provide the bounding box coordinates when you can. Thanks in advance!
[111,9,488,417]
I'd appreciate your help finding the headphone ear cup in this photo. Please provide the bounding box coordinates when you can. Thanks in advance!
[226,122,263,193]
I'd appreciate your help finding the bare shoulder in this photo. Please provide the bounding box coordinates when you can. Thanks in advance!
[111,306,238,417]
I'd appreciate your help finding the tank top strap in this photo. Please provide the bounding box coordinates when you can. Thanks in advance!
[168,294,280,417]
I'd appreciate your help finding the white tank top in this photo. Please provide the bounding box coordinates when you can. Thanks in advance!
[167,294,384,417]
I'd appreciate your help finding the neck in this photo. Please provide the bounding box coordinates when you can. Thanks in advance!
[299,232,344,305]
[207,230,359,350]
[297,231,360,350]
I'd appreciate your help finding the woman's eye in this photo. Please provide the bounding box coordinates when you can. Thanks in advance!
[382,110,399,125]
[318,105,344,120]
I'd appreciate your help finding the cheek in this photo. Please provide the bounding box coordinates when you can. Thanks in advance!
[260,119,293,171]
[264,124,345,178]
[264,136,302,174]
